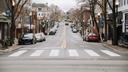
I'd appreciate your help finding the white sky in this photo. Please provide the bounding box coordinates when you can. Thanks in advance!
[32,0,77,12]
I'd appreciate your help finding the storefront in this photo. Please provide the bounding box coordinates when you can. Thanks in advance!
[0,15,10,48]
[124,13,128,34]
[107,11,123,40]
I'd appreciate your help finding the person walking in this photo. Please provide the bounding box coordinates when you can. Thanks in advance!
[98,13,105,42]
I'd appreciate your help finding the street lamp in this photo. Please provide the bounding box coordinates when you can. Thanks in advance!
[38,17,41,32]
[12,0,15,6]
[112,0,119,45]
[115,0,119,6]
[115,0,119,25]
[29,12,32,32]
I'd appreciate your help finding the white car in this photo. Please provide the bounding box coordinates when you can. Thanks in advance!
[49,26,58,35]
[35,33,46,42]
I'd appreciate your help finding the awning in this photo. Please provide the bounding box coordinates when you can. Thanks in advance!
[0,15,11,23]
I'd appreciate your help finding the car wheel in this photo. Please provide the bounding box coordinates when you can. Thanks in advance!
[42,38,46,41]
[86,38,89,42]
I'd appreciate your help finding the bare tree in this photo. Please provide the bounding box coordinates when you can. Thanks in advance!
[5,0,28,44]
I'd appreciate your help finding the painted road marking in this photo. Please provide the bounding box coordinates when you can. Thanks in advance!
[49,50,60,56]
[60,25,67,48]
[9,50,27,57]
[101,50,120,56]
[84,49,100,56]
[30,50,44,56]
[68,49,79,56]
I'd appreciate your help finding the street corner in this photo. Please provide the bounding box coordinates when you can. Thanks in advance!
[0,45,22,54]
[102,42,128,54]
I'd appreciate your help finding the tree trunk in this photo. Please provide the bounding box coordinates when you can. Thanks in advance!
[10,6,16,45]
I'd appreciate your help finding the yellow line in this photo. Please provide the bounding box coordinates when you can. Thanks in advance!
[60,25,67,48]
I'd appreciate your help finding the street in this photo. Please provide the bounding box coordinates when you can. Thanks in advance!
[0,22,128,72]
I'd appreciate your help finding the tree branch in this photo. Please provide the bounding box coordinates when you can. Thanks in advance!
[107,0,113,10]
[14,0,28,20]
[14,0,22,15]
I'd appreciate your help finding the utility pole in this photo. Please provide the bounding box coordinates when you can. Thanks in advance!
[112,0,118,45]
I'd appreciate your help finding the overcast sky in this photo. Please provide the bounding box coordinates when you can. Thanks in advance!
[32,0,77,12]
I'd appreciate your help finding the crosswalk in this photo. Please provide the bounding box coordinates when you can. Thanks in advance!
[8,49,121,57]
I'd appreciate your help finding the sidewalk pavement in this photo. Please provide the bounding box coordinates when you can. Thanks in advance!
[103,40,128,54]
[0,44,22,54]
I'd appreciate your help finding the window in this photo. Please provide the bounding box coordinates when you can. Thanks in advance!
[119,0,123,7]
[125,13,128,32]
[38,8,42,11]
[124,0,126,5]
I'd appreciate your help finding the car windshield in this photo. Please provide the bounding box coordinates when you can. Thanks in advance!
[35,34,41,37]
[23,34,33,38]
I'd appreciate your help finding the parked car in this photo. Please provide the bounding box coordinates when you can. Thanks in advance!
[65,22,69,26]
[118,33,128,46]
[85,33,99,42]
[35,33,46,42]
[72,28,78,33]
[49,27,57,35]
[18,33,37,45]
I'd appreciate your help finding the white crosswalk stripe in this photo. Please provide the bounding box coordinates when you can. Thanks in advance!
[68,49,79,56]
[49,49,60,56]
[101,50,120,56]
[8,49,121,57]
[9,50,27,57]
[84,49,100,56]
[30,50,44,56]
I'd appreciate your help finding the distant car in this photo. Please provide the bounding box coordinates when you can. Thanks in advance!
[18,33,37,45]
[85,33,99,42]
[65,22,69,26]
[35,33,46,42]
[72,28,78,33]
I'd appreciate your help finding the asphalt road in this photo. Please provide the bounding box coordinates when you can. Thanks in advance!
[0,21,128,72]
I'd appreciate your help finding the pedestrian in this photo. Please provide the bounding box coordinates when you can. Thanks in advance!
[98,13,105,42]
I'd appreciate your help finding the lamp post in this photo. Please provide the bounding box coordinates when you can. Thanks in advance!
[29,12,32,32]
[112,0,119,45]
[38,17,41,32]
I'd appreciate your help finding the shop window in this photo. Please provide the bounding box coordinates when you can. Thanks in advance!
[124,0,126,5]
[125,13,128,32]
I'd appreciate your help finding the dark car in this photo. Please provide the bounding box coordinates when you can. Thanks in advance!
[65,23,69,25]
[18,33,37,45]
[118,33,128,46]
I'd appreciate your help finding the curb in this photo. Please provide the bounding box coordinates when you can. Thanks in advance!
[0,45,22,54]
[102,42,128,54]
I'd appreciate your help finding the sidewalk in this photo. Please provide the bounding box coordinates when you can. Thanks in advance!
[103,40,128,54]
[0,44,22,54]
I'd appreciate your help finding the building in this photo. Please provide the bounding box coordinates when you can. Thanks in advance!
[0,15,11,48]
[0,0,7,14]
[107,0,128,41]
[32,3,51,34]
[118,0,128,34]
